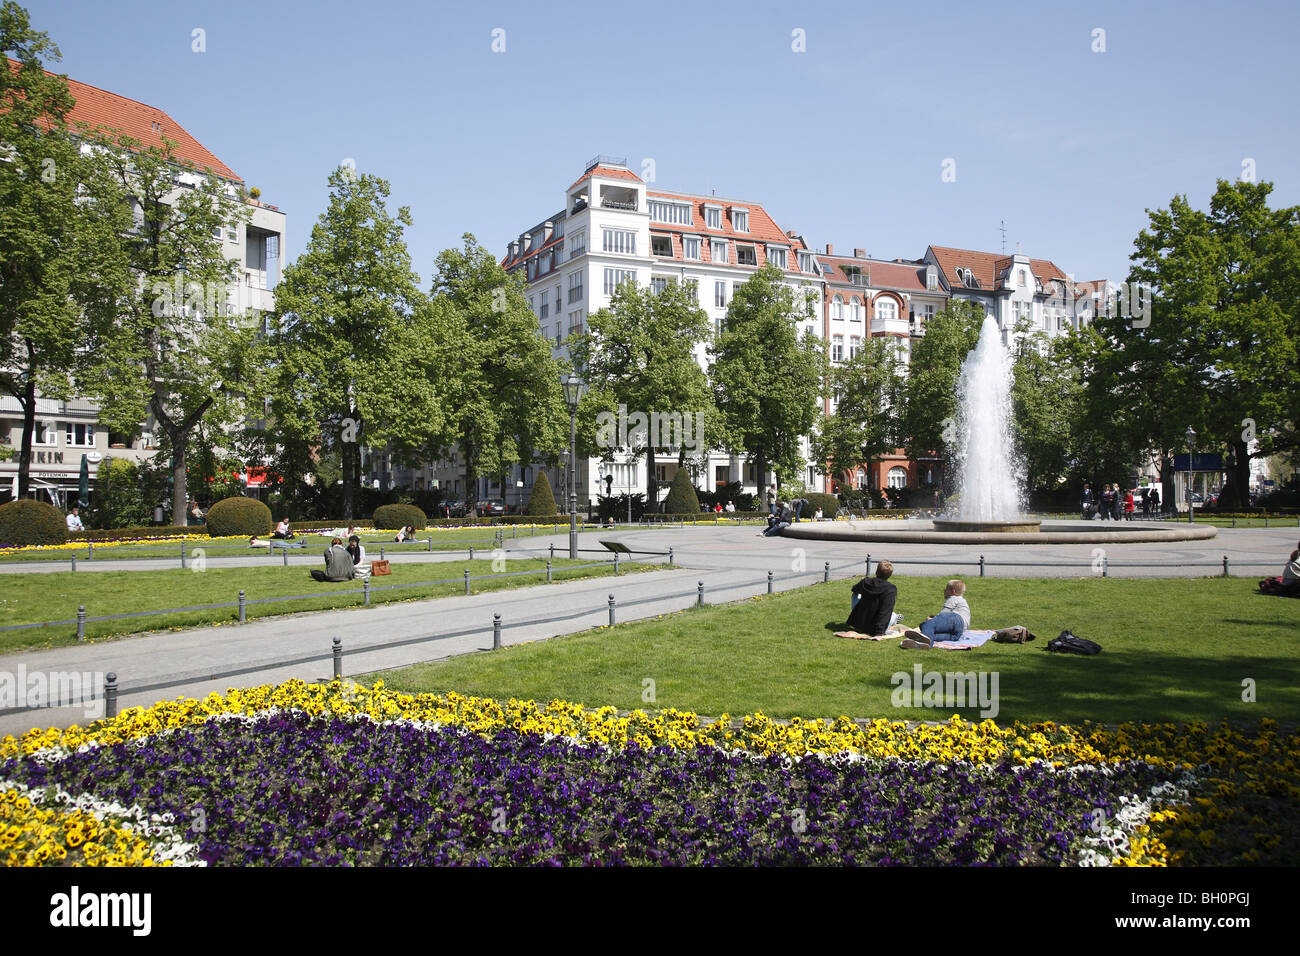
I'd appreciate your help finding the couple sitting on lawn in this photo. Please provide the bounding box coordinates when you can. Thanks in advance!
[836,560,971,648]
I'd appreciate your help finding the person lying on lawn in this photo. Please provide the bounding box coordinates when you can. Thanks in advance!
[903,579,971,648]
[836,560,898,638]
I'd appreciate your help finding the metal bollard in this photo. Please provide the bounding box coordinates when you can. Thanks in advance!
[283,547,289,566]
[1102,555,1108,577]
[546,559,552,583]
[668,547,674,568]
[1264,514,1269,528]
[1223,555,1230,578]
[238,589,246,623]
[608,594,616,626]
[549,543,555,560]
[428,536,433,552]
[824,561,830,583]
[767,570,773,594]
[380,547,385,562]
[865,553,871,577]
[71,555,76,572]
[978,555,985,577]
[493,612,502,650]
[88,540,93,560]
[104,673,118,720]
[697,580,704,606]
[469,545,474,561]
[614,552,620,574]
[333,636,343,679]
[464,569,471,595]
[181,540,186,568]
[76,605,86,642]
[363,577,371,606]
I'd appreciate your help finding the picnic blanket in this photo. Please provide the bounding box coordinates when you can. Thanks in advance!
[835,625,909,641]
[930,629,996,651]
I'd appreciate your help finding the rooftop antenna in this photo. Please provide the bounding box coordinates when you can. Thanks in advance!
[1000,219,1007,254]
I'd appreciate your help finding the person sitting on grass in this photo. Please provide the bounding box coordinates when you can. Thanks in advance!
[271,518,294,540]
[347,534,372,579]
[394,525,417,543]
[836,560,899,638]
[311,538,355,582]
[902,579,971,648]
[1259,548,1300,597]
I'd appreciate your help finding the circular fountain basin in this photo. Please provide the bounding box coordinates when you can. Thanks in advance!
[932,518,1042,534]
[781,518,1216,545]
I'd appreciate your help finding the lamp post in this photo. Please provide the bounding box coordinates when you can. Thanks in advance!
[563,374,585,559]
[1185,425,1196,524]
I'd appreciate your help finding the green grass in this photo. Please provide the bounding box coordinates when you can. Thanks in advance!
[0,524,596,563]
[368,576,1300,725]
[0,558,650,652]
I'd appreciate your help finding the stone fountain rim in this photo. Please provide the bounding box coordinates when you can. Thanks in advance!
[780,519,1217,545]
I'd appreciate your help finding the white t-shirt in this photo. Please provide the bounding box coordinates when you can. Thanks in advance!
[66,513,83,531]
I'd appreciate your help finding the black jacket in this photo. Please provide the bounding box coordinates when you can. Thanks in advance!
[847,577,898,636]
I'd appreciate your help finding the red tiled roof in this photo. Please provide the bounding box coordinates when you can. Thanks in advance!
[6,59,241,182]
[928,245,1068,292]
[568,164,642,191]
[819,255,933,294]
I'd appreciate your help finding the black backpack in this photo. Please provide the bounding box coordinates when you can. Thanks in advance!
[1046,630,1101,655]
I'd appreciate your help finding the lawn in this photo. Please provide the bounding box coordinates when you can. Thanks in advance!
[370,576,1300,725]
[0,558,649,652]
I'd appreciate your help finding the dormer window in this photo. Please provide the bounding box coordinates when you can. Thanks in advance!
[1017,269,1027,288]
[737,245,757,266]
[731,207,749,233]
[767,246,787,269]
[704,204,722,230]
[926,265,938,290]
[651,235,673,257]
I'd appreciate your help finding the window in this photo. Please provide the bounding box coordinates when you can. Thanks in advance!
[875,298,898,321]
[684,278,699,300]
[540,252,552,273]
[832,336,844,362]
[568,230,586,258]
[715,281,727,308]
[568,271,583,303]
[850,299,862,323]
[35,421,58,446]
[1017,269,1027,288]
[226,226,238,243]
[704,205,722,229]
[648,199,692,224]
[568,310,584,334]
[849,336,861,359]
[540,291,549,319]
[651,235,673,257]
[926,265,938,290]
[66,423,95,447]
[211,224,223,241]
[731,207,749,232]
[602,228,636,254]
[682,236,701,260]
[766,246,787,269]
[710,239,728,264]
[603,268,636,295]
[737,245,756,266]
[651,277,668,295]
[798,251,816,273]
[887,467,908,489]
[832,295,844,321]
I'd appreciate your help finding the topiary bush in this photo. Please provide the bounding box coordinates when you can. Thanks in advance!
[524,471,558,516]
[372,503,427,531]
[662,469,701,515]
[0,499,69,546]
[205,496,273,537]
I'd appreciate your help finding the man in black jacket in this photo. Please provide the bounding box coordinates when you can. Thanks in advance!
[842,559,898,636]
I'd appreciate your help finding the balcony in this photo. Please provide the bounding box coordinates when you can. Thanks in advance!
[600,197,638,211]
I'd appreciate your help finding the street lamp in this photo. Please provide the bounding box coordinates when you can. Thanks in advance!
[1185,425,1196,524]
[562,374,585,559]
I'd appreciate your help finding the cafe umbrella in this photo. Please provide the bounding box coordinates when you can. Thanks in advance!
[78,454,90,509]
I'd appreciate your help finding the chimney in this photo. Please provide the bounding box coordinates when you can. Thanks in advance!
[825,243,834,255]
[509,240,518,259]
[854,248,866,259]
[543,220,554,243]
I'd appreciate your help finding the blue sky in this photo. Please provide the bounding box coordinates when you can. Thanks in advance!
[25,0,1300,285]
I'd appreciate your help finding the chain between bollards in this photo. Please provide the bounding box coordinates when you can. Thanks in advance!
[104,672,118,720]
[238,589,246,623]
[608,594,616,626]
[493,612,502,650]
[76,605,86,642]
[333,636,343,678]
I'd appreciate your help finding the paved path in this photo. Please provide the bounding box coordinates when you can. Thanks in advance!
[1,523,1293,738]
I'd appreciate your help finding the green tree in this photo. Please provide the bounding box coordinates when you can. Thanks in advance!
[1009,326,1084,495]
[524,469,557,516]
[571,279,715,507]
[898,299,984,479]
[267,168,453,519]
[0,3,131,498]
[813,336,906,490]
[662,466,701,514]
[708,265,824,493]
[430,235,567,514]
[1125,180,1300,508]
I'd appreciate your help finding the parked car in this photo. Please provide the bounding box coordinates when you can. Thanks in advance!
[442,500,469,518]
[476,500,506,517]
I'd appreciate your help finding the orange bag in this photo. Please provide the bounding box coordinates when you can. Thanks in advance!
[370,559,391,576]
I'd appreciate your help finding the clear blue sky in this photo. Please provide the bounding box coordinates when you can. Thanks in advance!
[25,0,1300,285]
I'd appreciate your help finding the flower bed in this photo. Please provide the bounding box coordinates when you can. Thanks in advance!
[1,681,1294,866]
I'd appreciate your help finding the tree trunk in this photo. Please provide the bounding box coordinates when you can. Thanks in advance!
[646,446,657,512]
[171,434,188,526]
[1225,438,1251,509]
[341,440,355,520]
[17,376,36,500]
[756,449,768,503]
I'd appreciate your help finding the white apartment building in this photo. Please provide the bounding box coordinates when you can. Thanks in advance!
[460,156,825,509]
[1,65,285,506]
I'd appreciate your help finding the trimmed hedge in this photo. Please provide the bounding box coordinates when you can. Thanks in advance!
[70,525,194,542]
[372,503,427,531]
[205,497,273,537]
[662,470,701,515]
[0,499,69,547]
[525,472,558,516]
[803,492,839,517]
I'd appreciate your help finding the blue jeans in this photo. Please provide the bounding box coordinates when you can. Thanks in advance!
[919,611,966,644]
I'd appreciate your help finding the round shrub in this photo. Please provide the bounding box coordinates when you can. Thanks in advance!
[662,469,701,515]
[205,496,272,537]
[0,499,68,547]
[804,492,839,517]
[372,503,427,531]
[524,471,558,516]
